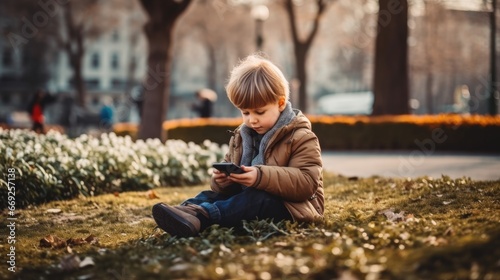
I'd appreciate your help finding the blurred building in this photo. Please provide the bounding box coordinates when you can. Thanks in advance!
[0,7,147,127]
[0,0,497,128]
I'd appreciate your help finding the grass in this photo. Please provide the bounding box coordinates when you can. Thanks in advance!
[2,173,499,279]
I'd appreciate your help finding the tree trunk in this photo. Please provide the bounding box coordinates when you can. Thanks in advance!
[125,33,139,97]
[64,3,87,108]
[372,0,409,115]
[207,44,217,91]
[138,0,191,140]
[139,23,173,140]
[490,0,498,115]
[425,73,434,114]
[73,52,86,107]
[295,46,308,112]
[284,0,329,113]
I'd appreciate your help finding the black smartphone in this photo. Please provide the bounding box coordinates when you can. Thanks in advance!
[212,163,244,176]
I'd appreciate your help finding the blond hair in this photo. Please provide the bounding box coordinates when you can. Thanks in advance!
[226,54,289,109]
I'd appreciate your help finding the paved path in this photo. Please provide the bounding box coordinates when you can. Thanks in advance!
[321,151,500,181]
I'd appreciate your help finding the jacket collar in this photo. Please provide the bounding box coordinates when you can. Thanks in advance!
[240,102,296,166]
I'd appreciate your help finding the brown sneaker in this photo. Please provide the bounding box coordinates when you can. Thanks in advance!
[174,205,197,216]
[175,204,209,219]
[152,203,200,237]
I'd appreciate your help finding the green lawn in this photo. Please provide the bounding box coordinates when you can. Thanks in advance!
[3,173,499,279]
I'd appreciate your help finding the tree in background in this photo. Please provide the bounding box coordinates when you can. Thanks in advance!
[330,0,376,93]
[372,0,409,115]
[417,0,445,114]
[124,7,146,102]
[283,0,333,113]
[0,1,51,93]
[489,0,498,115]
[175,0,239,96]
[138,0,192,140]
[55,0,123,108]
[58,1,97,108]
[2,0,127,108]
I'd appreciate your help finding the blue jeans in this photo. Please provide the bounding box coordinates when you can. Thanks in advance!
[182,187,292,230]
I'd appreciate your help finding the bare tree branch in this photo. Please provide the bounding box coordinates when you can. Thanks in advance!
[282,0,334,112]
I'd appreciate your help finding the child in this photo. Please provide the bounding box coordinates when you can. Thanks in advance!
[152,54,324,237]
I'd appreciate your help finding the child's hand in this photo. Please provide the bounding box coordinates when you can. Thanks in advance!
[228,165,257,187]
[212,169,233,187]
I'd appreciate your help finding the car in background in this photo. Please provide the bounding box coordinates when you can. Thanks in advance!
[316,91,373,115]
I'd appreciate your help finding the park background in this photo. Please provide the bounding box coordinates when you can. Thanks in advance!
[1,1,500,279]
[1,0,499,140]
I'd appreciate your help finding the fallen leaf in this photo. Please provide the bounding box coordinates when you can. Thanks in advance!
[379,209,406,222]
[85,234,99,245]
[113,192,120,197]
[40,235,66,249]
[41,234,99,249]
[67,238,86,246]
[146,190,160,199]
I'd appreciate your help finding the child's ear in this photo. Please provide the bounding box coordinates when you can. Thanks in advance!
[278,97,285,110]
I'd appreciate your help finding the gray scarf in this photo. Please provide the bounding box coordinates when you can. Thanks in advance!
[239,102,296,166]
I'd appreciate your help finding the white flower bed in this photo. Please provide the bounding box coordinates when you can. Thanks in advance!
[0,129,227,208]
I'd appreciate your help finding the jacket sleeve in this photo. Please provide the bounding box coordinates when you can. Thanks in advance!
[252,129,323,202]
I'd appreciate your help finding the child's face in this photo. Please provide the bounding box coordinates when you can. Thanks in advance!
[239,101,284,135]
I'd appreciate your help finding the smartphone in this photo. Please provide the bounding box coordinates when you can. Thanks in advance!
[212,162,244,176]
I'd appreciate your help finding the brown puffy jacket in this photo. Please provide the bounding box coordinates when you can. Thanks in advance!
[210,111,324,223]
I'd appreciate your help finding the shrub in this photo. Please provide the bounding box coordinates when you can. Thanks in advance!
[115,115,500,152]
[0,129,227,209]
[308,114,500,151]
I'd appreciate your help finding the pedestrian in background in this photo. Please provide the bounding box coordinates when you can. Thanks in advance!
[191,88,217,118]
[99,96,114,132]
[27,89,55,133]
